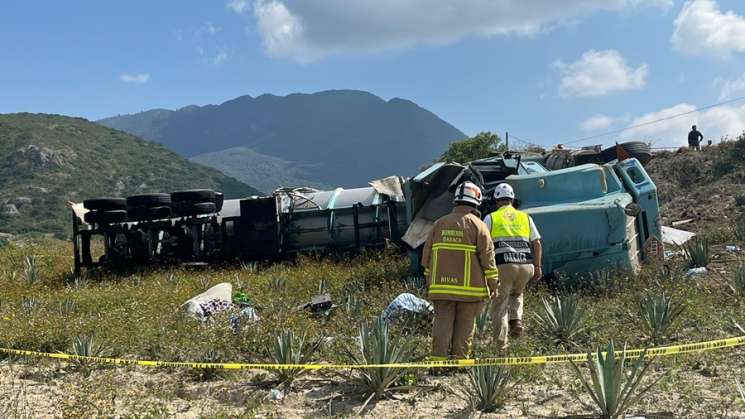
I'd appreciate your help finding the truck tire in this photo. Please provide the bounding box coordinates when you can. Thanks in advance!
[572,150,602,166]
[84,210,128,225]
[126,193,171,207]
[83,197,126,211]
[127,206,172,221]
[171,189,215,203]
[174,202,217,217]
[598,142,652,166]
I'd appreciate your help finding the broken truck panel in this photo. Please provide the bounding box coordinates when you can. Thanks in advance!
[403,155,661,278]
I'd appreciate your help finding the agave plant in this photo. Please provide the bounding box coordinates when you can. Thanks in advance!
[344,293,363,318]
[268,329,322,386]
[464,365,511,413]
[681,236,710,268]
[272,276,288,292]
[735,214,745,241]
[730,265,745,298]
[71,335,108,376]
[23,255,40,285]
[59,298,77,315]
[318,278,329,295]
[637,292,685,344]
[570,341,665,419]
[348,316,416,411]
[21,296,41,316]
[534,294,587,345]
[475,300,492,337]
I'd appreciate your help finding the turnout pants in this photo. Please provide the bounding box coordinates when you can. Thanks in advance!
[431,300,483,359]
[491,263,535,349]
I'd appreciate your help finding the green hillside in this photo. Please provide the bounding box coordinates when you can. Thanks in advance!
[0,113,260,237]
[191,146,331,194]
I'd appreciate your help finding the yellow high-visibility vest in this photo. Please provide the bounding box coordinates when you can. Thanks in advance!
[489,205,533,265]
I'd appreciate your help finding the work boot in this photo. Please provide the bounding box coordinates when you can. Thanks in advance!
[508,319,523,338]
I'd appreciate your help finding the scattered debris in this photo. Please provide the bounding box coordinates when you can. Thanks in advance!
[672,218,695,227]
[297,294,336,316]
[686,267,708,278]
[269,388,285,401]
[382,293,433,323]
[726,245,740,253]
[661,226,696,246]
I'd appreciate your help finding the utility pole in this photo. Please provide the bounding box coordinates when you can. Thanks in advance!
[505,131,509,151]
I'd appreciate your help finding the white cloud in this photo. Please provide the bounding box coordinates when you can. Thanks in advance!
[247,0,670,61]
[213,49,230,65]
[205,22,221,36]
[672,0,745,58]
[716,73,745,100]
[581,114,616,131]
[120,73,150,85]
[554,49,648,98]
[228,0,250,14]
[623,102,745,146]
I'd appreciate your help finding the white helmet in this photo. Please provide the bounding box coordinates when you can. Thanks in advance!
[493,183,515,200]
[453,181,483,206]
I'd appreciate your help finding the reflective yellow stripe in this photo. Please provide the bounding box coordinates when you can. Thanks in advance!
[432,248,439,282]
[432,243,477,252]
[465,249,471,287]
[430,285,489,297]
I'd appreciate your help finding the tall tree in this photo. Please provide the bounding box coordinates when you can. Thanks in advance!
[439,132,505,163]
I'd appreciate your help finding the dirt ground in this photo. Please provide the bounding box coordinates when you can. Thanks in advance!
[2,346,744,418]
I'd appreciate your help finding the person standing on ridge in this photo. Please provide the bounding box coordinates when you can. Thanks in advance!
[688,125,703,151]
[485,183,542,351]
[421,181,499,361]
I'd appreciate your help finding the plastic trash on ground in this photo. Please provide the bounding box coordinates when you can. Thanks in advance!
[181,283,233,320]
[382,293,434,323]
[726,245,740,252]
[686,267,708,278]
[661,226,696,246]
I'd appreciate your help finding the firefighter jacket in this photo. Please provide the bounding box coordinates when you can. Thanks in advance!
[489,205,533,265]
[421,205,499,302]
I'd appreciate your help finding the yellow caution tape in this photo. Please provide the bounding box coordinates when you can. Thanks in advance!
[1,335,743,370]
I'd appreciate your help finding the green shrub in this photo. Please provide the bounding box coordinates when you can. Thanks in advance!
[535,295,587,345]
[464,365,511,413]
[681,236,710,268]
[735,215,745,241]
[267,329,322,386]
[730,265,745,298]
[736,194,745,207]
[637,292,685,344]
[570,341,665,419]
[475,300,492,337]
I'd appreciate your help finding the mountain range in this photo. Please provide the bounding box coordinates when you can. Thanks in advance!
[99,90,466,191]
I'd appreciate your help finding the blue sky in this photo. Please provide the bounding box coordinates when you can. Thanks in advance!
[2,0,745,148]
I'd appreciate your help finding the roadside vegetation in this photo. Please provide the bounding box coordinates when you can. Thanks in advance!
[1,231,744,417]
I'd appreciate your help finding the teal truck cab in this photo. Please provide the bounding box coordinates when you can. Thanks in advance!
[402,154,662,278]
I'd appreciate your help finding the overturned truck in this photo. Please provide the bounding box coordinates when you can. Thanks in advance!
[72,148,662,278]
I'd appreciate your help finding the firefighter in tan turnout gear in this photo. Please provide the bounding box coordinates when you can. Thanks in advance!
[421,181,499,360]
[484,183,543,350]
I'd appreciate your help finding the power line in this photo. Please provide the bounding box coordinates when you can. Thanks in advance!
[559,94,745,146]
